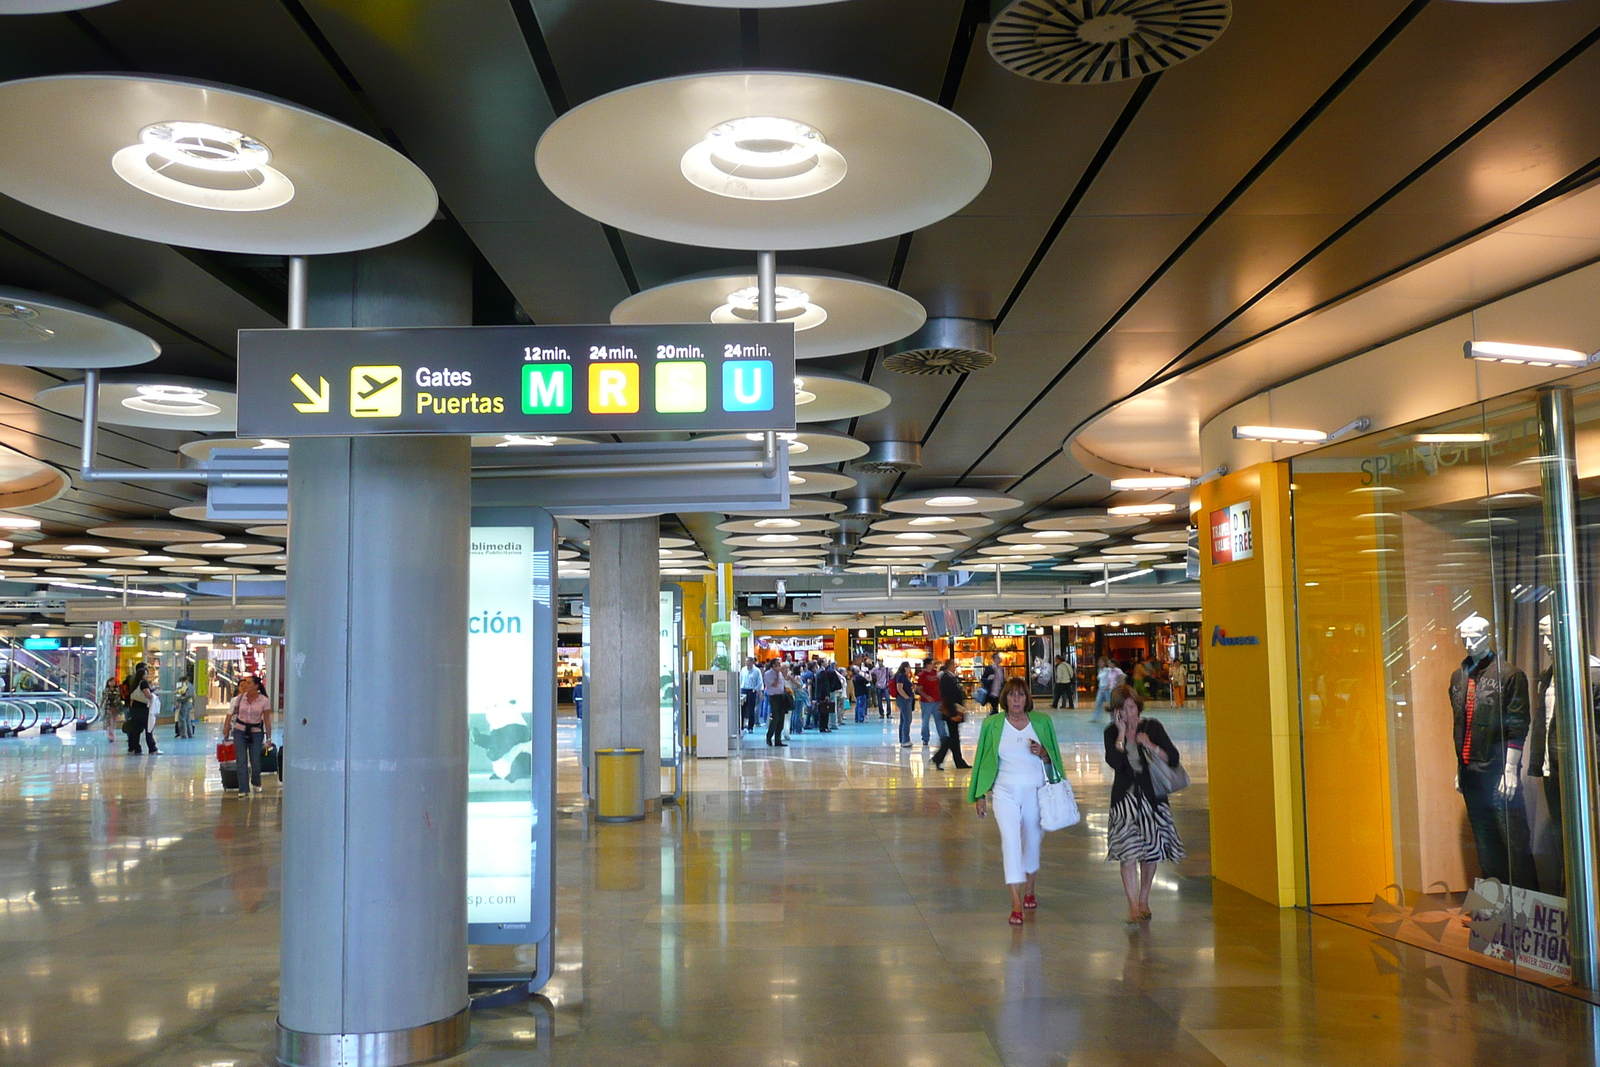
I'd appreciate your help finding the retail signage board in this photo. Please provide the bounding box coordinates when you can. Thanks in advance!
[1209,501,1254,565]
[236,323,796,437]
[467,508,556,969]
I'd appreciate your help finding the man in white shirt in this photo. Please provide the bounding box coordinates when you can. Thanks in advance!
[763,659,789,747]
[739,656,761,734]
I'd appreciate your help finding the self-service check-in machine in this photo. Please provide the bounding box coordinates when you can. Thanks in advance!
[692,670,738,758]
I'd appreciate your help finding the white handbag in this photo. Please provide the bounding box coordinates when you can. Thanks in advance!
[1038,771,1080,832]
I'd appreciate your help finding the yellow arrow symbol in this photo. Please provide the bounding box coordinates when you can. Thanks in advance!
[290,373,330,413]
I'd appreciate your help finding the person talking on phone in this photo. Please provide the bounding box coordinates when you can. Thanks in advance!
[1104,684,1183,922]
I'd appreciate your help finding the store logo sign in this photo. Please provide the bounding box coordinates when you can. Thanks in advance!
[1211,626,1259,647]
[1210,500,1254,565]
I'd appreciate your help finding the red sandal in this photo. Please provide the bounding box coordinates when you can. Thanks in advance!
[1009,910,1024,926]
[1022,894,1037,910]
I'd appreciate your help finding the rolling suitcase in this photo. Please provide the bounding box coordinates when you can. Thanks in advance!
[219,760,239,790]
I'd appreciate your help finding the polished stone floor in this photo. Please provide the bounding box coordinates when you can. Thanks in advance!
[2,706,1597,1066]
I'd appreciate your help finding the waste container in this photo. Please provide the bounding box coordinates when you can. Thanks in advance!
[594,747,645,822]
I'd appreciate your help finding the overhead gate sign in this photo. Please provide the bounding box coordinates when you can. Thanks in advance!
[236,323,796,438]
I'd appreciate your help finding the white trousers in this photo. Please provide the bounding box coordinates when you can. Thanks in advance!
[993,780,1043,886]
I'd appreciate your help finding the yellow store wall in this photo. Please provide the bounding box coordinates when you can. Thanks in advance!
[1195,462,1305,907]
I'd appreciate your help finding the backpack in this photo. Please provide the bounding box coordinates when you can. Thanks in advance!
[118,677,133,703]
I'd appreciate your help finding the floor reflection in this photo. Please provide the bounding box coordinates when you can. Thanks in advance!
[1,707,1595,1066]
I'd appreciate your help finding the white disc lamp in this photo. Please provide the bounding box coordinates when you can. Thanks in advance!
[612,269,925,360]
[0,286,159,368]
[35,376,236,432]
[536,71,990,250]
[0,75,437,254]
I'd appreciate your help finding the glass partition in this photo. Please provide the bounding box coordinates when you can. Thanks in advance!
[1291,369,1600,998]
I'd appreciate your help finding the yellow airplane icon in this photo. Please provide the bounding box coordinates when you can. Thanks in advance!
[291,374,329,413]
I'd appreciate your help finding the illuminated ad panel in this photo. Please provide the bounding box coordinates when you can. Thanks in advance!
[237,323,795,437]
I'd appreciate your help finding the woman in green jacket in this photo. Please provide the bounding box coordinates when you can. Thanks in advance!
[968,677,1066,925]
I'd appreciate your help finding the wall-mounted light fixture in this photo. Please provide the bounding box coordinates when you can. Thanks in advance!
[1232,418,1369,445]
[1464,341,1596,367]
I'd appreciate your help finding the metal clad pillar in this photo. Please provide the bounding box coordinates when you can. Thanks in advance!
[1537,384,1600,992]
[279,227,474,1067]
[586,516,662,812]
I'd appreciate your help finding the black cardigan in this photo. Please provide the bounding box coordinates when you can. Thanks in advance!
[1104,717,1180,807]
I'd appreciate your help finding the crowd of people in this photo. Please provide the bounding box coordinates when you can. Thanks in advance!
[737,650,1189,927]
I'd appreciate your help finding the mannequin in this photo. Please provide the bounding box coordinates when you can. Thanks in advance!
[1528,614,1600,895]
[1448,613,1537,888]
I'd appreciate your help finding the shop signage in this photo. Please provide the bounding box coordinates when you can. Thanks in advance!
[759,635,827,651]
[21,637,60,650]
[1210,626,1259,647]
[876,627,926,640]
[1209,500,1254,565]
[237,323,796,437]
[1468,879,1571,982]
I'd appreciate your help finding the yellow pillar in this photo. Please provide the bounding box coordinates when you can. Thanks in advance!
[1195,462,1305,907]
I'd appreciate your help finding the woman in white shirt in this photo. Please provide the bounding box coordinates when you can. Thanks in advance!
[224,674,273,797]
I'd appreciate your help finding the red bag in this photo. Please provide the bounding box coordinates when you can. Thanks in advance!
[216,742,235,762]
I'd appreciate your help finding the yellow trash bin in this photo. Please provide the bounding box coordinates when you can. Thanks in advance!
[594,748,645,822]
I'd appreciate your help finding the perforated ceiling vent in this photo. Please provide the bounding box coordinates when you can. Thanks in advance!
[881,348,996,376]
[882,318,995,376]
[988,0,1232,85]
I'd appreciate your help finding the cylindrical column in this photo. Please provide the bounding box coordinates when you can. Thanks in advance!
[1537,384,1600,991]
[586,517,661,812]
[756,250,777,324]
[278,225,475,1067]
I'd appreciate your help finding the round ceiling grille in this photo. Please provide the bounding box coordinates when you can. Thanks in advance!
[988,0,1232,85]
[882,347,996,375]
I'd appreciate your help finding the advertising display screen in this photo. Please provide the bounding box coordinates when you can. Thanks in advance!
[237,323,796,438]
[467,511,556,947]
[660,590,679,763]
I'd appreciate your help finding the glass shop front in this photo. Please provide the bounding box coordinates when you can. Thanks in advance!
[1290,370,1600,999]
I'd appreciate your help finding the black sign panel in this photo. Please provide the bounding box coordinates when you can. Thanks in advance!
[236,323,796,438]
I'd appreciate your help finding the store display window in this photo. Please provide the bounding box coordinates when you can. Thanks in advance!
[1290,373,1600,997]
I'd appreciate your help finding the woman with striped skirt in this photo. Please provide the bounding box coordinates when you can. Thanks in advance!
[1103,684,1184,923]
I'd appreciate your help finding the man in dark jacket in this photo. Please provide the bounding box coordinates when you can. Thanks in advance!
[813,660,843,732]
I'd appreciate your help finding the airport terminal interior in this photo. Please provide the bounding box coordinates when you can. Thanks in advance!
[7,0,1600,1064]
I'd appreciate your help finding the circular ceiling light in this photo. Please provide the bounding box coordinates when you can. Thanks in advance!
[536,72,990,250]
[614,269,925,360]
[854,545,955,557]
[0,75,437,255]
[883,488,1023,515]
[120,383,221,418]
[978,544,1059,556]
[1108,503,1178,517]
[680,116,846,201]
[23,539,142,557]
[786,470,858,496]
[35,375,236,432]
[1131,528,1191,543]
[998,531,1106,545]
[1054,560,1136,572]
[0,515,40,530]
[111,121,293,212]
[988,0,1232,85]
[88,520,222,543]
[168,540,278,556]
[0,1,121,10]
[703,429,867,467]
[470,433,597,448]
[790,372,891,421]
[717,517,838,535]
[246,525,289,540]
[0,286,159,368]
[871,515,994,533]
[719,286,827,331]
[1025,513,1146,532]
[724,533,833,548]
[860,532,970,547]
[952,561,1032,573]
[724,498,845,519]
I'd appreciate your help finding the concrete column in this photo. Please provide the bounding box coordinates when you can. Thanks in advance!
[278,226,474,1066]
[586,516,661,809]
